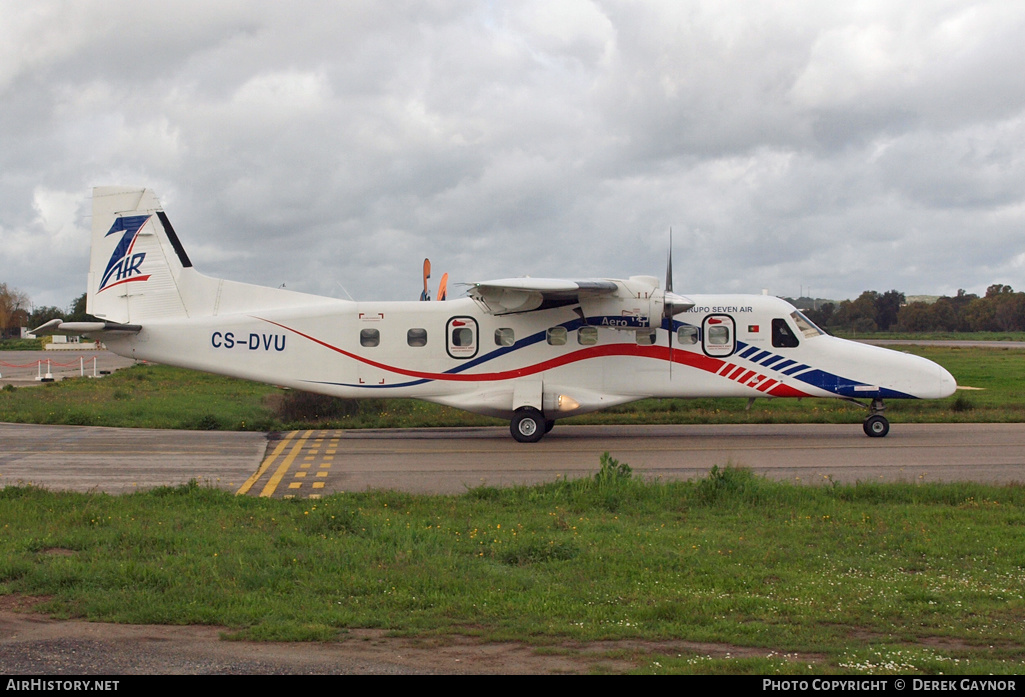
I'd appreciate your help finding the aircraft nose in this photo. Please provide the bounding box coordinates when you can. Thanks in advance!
[914,358,957,399]
[936,363,957,399]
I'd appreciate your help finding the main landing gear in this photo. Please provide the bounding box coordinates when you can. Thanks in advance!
[510,407,554,443]
[862,398,889,438]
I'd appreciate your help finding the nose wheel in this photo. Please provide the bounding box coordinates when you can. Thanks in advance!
[863,414,890,437]
[862,398,889,438]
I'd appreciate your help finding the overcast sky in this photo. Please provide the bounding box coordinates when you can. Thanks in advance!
[2,1,1024,308]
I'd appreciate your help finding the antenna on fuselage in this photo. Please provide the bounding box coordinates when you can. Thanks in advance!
[335,281,355,301]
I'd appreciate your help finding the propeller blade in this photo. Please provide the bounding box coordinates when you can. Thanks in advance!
[437,272,448,301]
[667,312,674,378]
[665,229,674,377]
[665,227,673,295]
[420,258,431,301]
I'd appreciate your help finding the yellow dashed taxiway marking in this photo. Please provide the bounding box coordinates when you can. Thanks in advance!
[236,430,298,496]
[243,430,339,498]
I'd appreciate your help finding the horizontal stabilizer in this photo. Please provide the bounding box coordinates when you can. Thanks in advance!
[32,319,142,336]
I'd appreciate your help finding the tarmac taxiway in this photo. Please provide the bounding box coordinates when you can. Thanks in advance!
[3,422,1024,497]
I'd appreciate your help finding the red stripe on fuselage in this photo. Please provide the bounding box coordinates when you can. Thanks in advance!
[765,382,808,397]
[257,317,813,396]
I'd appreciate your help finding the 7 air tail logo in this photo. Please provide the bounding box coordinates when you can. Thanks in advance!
[98,215,152,293]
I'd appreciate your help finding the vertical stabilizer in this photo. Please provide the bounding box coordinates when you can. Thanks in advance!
[87,187,191,323]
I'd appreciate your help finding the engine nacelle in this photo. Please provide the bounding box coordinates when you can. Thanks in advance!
[579,277,662,329]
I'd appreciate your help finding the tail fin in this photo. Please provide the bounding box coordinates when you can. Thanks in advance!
[87,187,193,323]
[87,186,333,324]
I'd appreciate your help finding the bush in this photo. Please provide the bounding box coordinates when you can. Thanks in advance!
[275,391,358,422]
[951,395,975,412]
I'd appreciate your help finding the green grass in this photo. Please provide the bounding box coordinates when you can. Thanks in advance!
[0,363,284,430]
[832,331,1025,342]
[2,345,1023,430]
[0,338,45,351]
[3,464,1025,674]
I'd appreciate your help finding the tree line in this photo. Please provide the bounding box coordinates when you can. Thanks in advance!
[796,285,1025,333]
[0,285,88,339]
[4,282,1025,339]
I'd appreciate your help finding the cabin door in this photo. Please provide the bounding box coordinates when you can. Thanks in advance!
[701,314,736,358]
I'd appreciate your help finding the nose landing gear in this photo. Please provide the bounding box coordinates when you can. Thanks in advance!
[842,397,890,437]
[863,413,890,437]
[862,398,889,438]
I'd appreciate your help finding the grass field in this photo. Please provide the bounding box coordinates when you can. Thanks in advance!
[1,345,1022,430]
[3,464,1024,674]
[832,331,1025,342]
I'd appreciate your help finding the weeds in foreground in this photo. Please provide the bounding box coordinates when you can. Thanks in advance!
[2,458,1025,675]
[594,451,632,486]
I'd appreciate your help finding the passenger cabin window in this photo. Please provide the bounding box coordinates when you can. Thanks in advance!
[677,326,698,345]
[771,318,799,348]
[360,328,380,347]
[707,326,730,345]
[446,317,479,359]
[407,328,427,347]
[495,328,515,346]
[547,327,567,346]
[577,326,598,345]
[636,329,656,345]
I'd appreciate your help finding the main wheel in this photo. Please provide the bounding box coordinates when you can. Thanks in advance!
[863,414,890,438]
[511,408,546,443]
[545,419,556,434]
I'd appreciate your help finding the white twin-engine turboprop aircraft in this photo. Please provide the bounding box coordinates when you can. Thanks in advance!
[35,187,956,442]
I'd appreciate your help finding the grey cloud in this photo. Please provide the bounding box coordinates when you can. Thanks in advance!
[1,1,1024,309]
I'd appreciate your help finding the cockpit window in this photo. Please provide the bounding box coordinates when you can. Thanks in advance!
[771,318,799,348]
[791,311,825,338]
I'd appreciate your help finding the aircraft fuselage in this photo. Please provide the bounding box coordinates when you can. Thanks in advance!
[103,292,955,424]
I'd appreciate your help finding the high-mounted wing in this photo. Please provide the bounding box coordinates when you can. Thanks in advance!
[469,278,620,314]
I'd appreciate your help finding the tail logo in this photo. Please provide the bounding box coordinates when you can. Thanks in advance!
[98,215,152,293]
